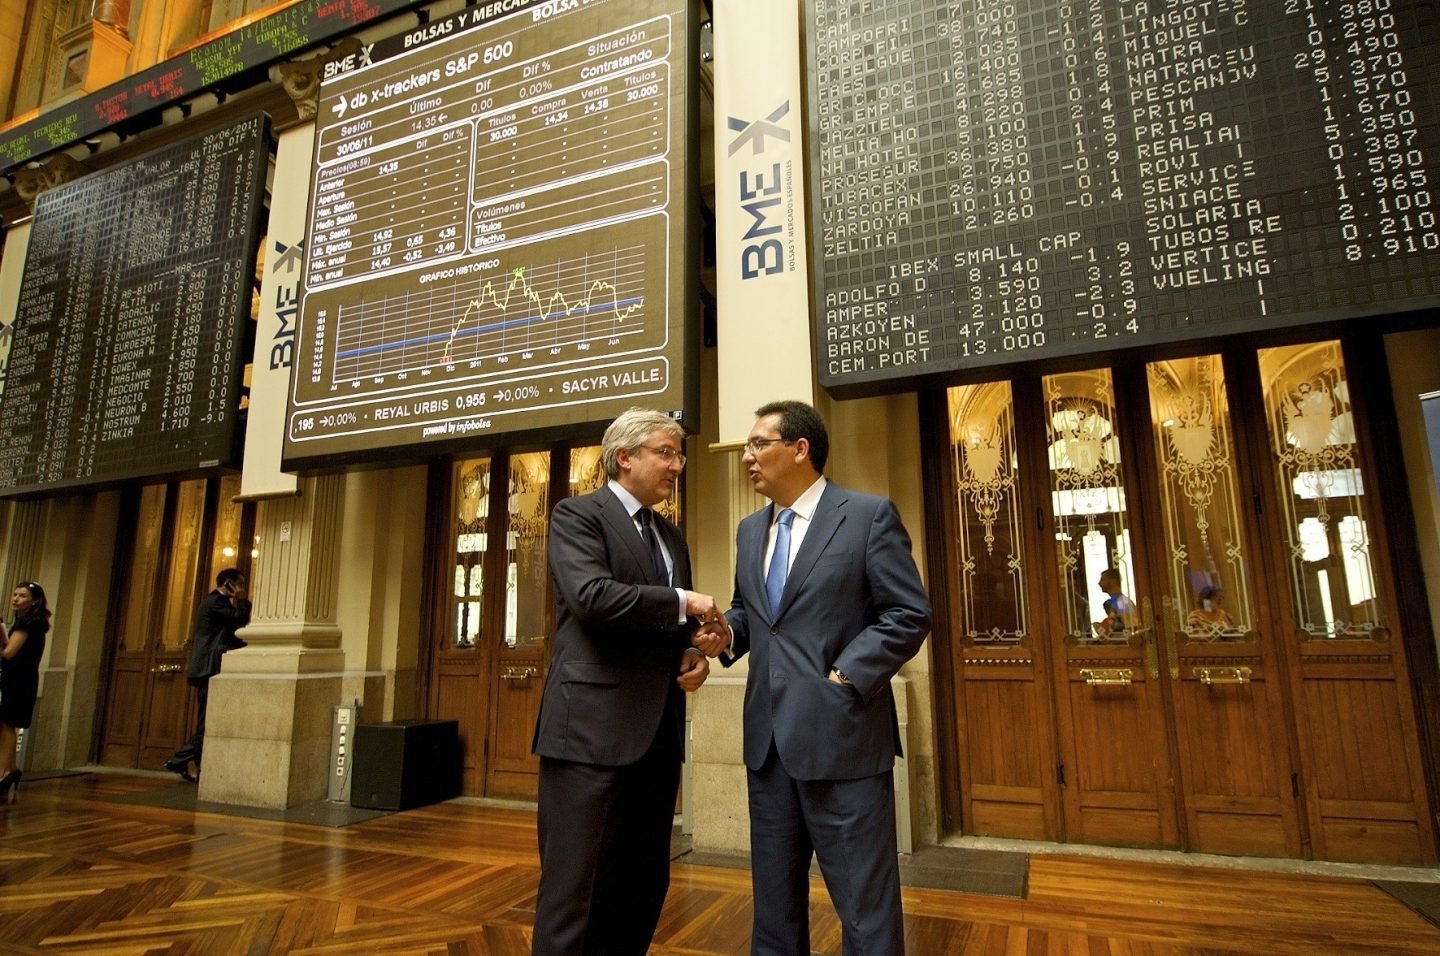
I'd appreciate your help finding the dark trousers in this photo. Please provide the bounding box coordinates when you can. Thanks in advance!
[747,743,904,956]
[532,731,681,956]
[170,679,209,767]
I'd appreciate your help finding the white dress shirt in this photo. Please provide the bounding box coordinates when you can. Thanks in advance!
[763,476,828,576]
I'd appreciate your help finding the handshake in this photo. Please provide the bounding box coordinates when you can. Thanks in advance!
[683,591,732,658]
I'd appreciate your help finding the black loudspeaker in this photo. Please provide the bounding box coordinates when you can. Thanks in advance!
[350,719,461,810]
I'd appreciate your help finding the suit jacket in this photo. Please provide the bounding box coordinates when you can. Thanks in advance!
[532,484,696,766]
[185,590,251,684]
[725,482,931,780]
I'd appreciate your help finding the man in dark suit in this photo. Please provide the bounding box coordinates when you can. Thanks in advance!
[531,407,726,956]
[723,400,932,955]
[165,567,250,782]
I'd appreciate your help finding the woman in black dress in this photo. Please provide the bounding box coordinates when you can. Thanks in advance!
[1,581,50,803]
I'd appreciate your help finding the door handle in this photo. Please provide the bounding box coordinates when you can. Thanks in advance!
[500,665,538,681]
[1196,666,1252,685]
[151,663,183,674]
[1080,667,1134,686]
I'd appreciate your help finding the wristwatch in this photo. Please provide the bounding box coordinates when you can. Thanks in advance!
[831,668,851,685]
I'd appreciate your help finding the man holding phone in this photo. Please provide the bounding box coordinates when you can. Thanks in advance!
[164,568,251,782]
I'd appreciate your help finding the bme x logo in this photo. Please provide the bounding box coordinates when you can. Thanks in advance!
[727,102,791,156]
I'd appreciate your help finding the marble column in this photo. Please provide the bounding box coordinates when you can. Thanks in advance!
[199,475,345,807]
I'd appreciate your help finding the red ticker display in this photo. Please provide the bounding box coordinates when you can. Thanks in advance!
[807,0,1440,394]
[283,0,696,468]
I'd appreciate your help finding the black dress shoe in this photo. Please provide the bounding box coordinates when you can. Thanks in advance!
[164,759,197,783]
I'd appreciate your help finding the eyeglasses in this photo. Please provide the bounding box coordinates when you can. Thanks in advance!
[639,444,686,466]
[743,437,794,453]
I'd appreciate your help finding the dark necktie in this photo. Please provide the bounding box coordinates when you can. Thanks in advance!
[637,507,667,582]
[765,508,795,616]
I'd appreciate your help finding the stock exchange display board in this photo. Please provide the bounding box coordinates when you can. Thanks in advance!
[283,0,696,468]
[808,0,1440,393]
[0,114,268,496]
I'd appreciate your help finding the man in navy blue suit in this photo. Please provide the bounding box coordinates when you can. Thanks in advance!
[723,400,932,955]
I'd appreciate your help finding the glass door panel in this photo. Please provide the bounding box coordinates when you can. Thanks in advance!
[1148,356,1253,641]
[504,452,551,651]
[157,479,207,654]
[453,457,491,649]
[203,473,246,588]
[950,381,1029,647]
[1044,370,1139,643]
[1259,341,1382,640]
[116,484,167,654]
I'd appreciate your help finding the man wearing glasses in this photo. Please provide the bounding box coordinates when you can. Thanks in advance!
[531,407,728,955]
[723,400,932,955]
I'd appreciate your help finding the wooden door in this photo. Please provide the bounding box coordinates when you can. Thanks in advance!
[942,380,1062,840]
[136,478,209,768]
[1251,339,1437,864]
[101,475,247,769]
[101,483,172,767]
[1137,355,1303,857]
[485,451,553,798]
[1036,368,1181,849]
[430,450,556,800]
[936,342,1437,864]
[428,445,683,799]
[431,455,497,796]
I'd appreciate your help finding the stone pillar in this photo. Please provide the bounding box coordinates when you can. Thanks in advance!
[689,451,761,855]
[199,475,345,808]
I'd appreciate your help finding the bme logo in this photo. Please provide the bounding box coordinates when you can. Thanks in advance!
[728,102,792,280]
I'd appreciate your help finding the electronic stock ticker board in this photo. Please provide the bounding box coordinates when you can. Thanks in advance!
[284,0,695,468]
[809,0,1440,394]
[0,114,268,496]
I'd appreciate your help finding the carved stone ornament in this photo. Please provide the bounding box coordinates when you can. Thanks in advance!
[280,38,370,120]
[11,153,90,207]
[278,55,325,120]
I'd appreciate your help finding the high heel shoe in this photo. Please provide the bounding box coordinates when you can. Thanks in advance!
[0,770,21,804]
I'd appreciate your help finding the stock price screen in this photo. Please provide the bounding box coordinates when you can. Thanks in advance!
[284,0,695,468]
[808,0,1440,393]
[0,114,268,496]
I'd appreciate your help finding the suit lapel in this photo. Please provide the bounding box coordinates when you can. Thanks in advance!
[743,507,772,613]
[775,484,846,618]
[595,486,658,583]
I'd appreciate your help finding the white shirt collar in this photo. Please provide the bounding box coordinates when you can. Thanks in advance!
[776,475,827,523]
[608,479,646,519]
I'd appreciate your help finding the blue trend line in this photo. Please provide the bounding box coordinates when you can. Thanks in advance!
[336,297,644,360]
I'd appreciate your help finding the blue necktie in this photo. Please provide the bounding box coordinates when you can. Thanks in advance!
[765,508,795,617]
[637,507,667,582]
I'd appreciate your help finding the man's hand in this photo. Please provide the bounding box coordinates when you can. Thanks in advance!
[677,647,710,692]
[690,614,732,658]
[683,590,721,620]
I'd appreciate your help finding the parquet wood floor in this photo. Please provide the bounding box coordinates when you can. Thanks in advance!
[1,773,1437,954]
